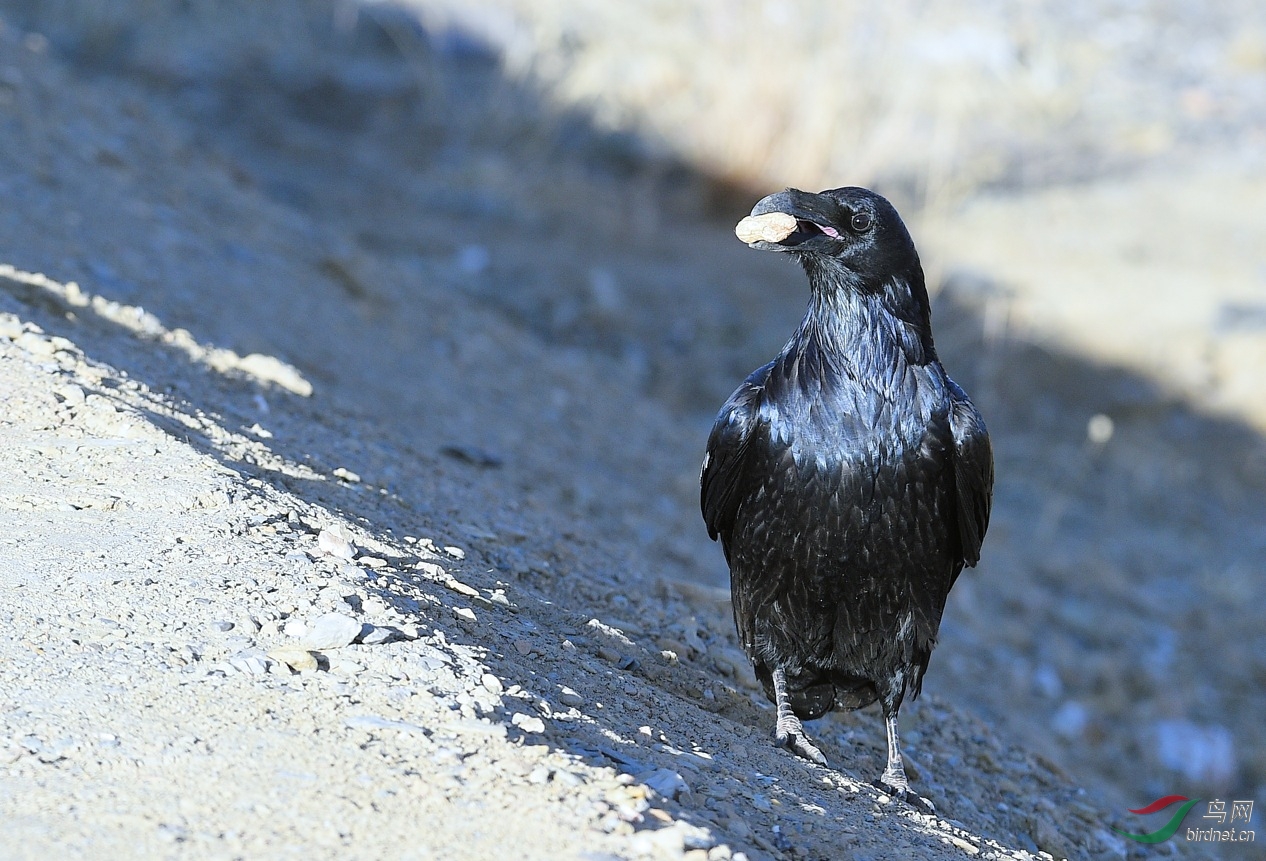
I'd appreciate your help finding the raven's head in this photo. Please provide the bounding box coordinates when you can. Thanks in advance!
[737,187,920,287]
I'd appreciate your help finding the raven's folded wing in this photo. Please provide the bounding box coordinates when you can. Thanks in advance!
[947,378,993,566]
[701,363,773,552]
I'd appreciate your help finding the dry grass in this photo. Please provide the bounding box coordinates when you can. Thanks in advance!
[404,0,1266,210]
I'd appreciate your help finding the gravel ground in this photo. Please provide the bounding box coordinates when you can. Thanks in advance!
[1,275,1110,860]
[0,3,1263,860]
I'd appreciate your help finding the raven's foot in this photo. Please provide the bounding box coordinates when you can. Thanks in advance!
[870,776,935,814]
[873,709,934,812]
[769,666,828,766]
[773,712,827,766]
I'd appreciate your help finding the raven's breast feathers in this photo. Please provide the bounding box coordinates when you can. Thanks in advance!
[702,316,992,578]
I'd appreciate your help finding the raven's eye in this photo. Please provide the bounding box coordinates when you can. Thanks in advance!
[850,212,873,232]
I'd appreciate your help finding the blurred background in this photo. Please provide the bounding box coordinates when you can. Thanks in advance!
[1,0,1264,843]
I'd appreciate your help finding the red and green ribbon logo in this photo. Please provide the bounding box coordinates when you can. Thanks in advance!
[1113,795,1202,843]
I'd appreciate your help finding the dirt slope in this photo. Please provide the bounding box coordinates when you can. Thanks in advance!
[1,271,1100,861]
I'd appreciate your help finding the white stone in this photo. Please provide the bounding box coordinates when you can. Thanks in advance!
[268,646,318,672]
[317,528,355,561]
[511,713,545,734]
[639,767,690,801]
[300,612,361,650]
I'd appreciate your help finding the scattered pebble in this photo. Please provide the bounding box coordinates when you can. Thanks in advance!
[329,657,365,675]
[359,625,395,646]
[443,577,481,599]
[1029,814,1075,861]
[300,612,362,650]
[268,646,318,672]
[415,561,444,579]
[228,654,270,676]
[317,528,355,561]
[16,331,56,357]
[234,353,312,396]
[628,820,715,856]
[0,314,22,340]
[558,686,584,708]
[511,713,546,734]
[54,383,86,406]
[637,768,690,802]
[554,770,583,788]
[1086,413,1114,445]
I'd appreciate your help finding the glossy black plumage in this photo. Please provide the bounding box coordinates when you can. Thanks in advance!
[701,187,993,804]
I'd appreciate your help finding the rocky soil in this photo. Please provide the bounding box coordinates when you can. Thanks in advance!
[1,3,1263,860]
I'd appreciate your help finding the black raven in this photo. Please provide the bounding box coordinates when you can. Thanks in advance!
[701,187,993,805]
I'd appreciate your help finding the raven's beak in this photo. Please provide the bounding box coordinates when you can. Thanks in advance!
[750,190,796,218]
[737,189,841,251]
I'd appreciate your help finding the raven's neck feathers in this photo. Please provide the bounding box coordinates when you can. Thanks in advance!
[792,255,937,374]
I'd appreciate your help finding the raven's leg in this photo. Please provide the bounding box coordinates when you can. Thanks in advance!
[878,706,909,794]
[873,701,935,813]
[771,667,827,766]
